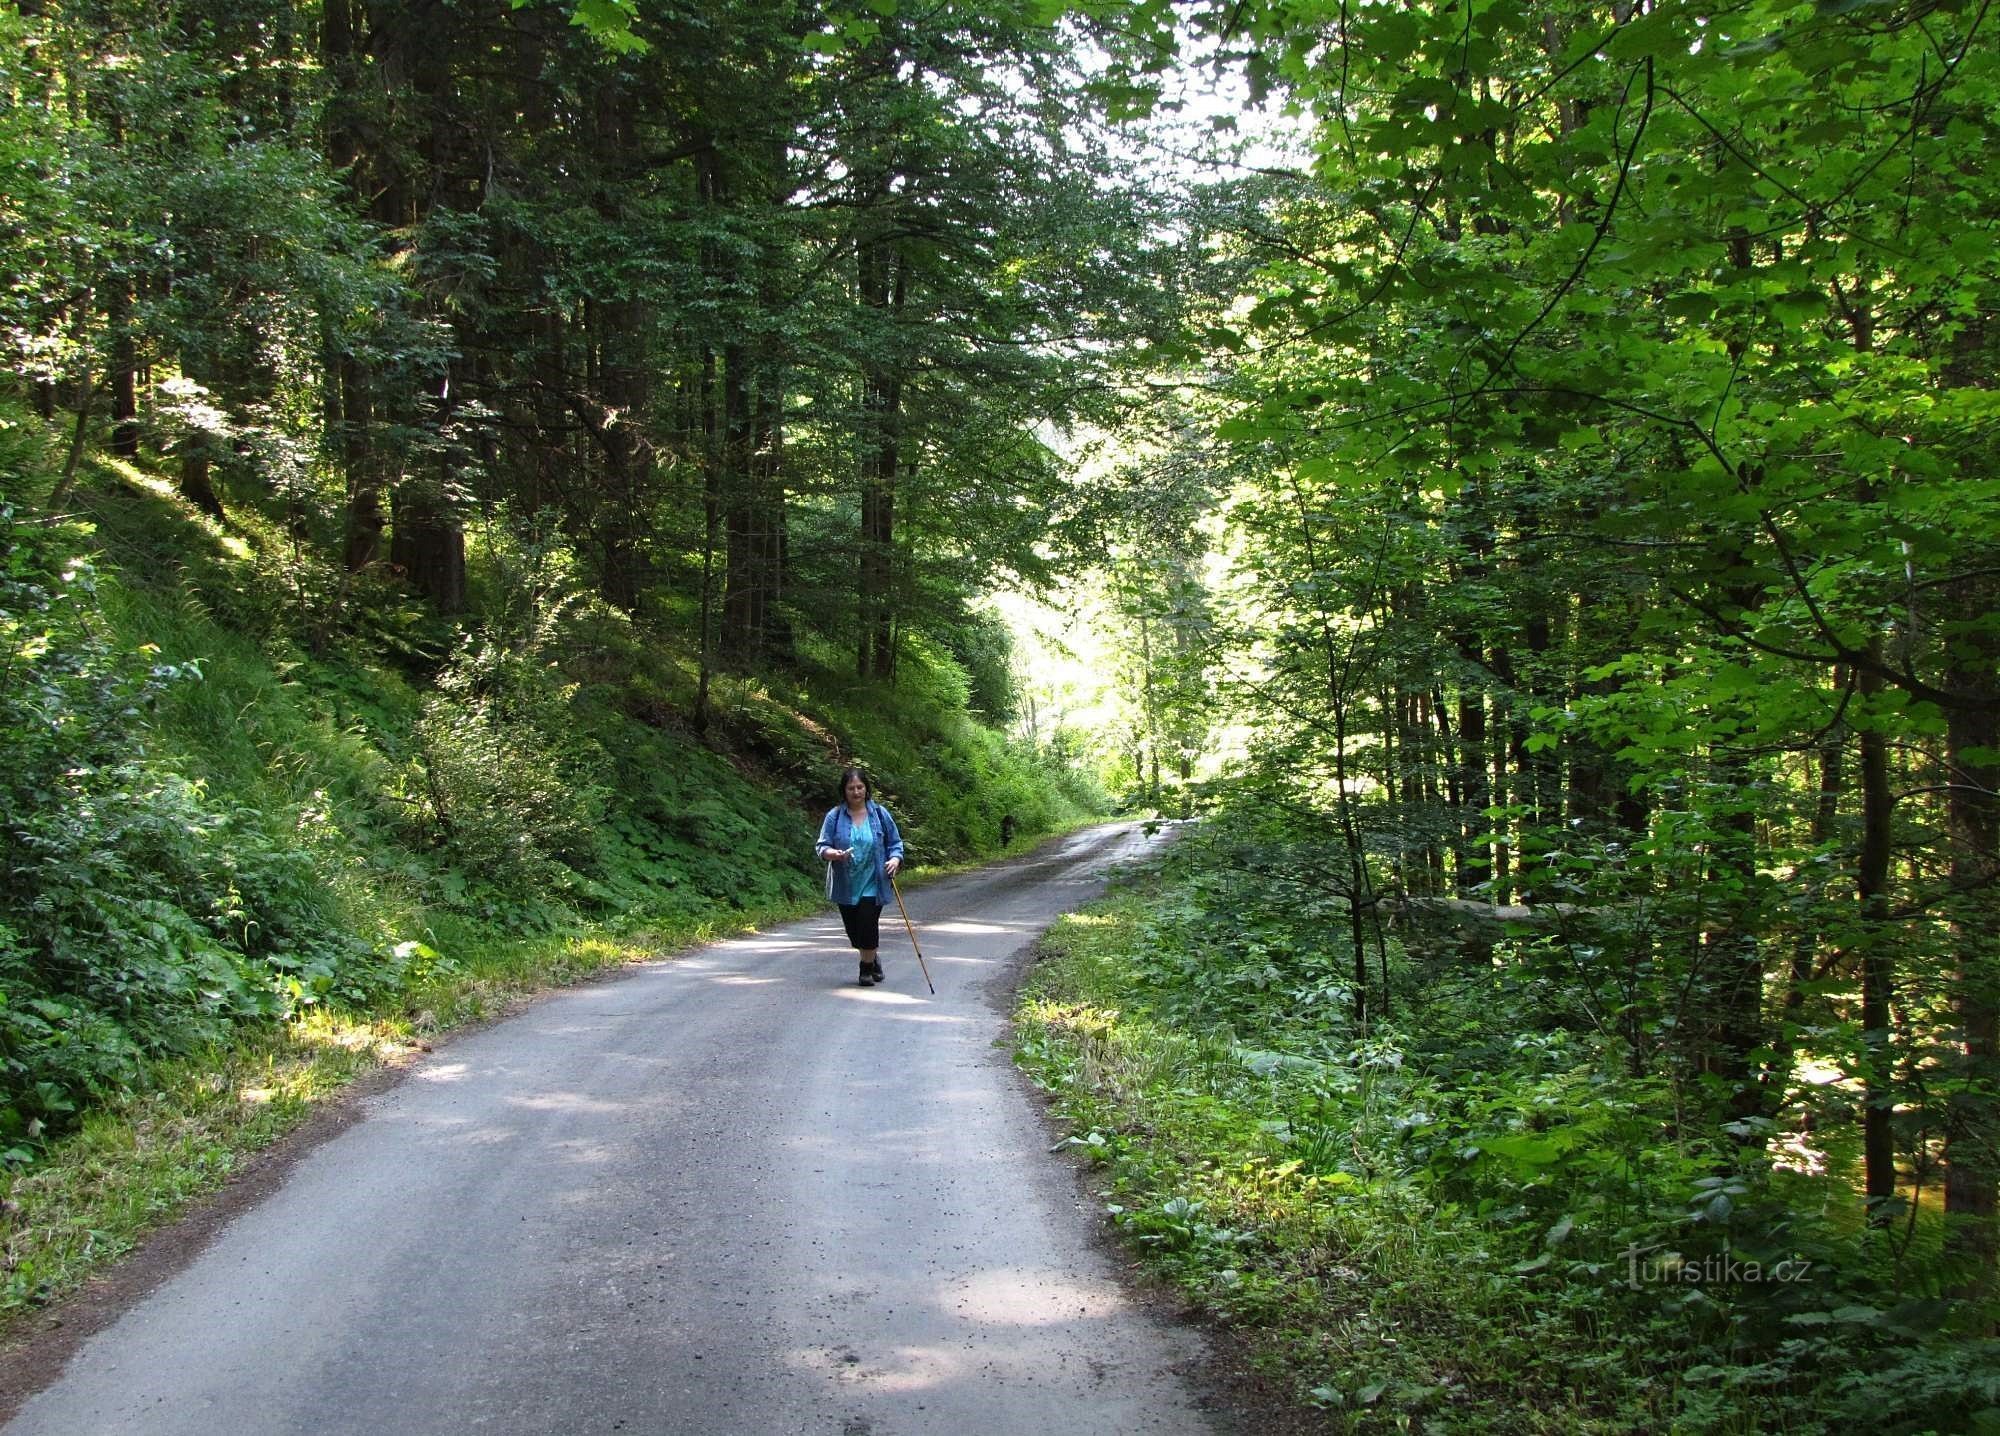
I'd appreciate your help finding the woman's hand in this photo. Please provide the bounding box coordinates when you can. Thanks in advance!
[825,847,851,863]
[884,856,900,877]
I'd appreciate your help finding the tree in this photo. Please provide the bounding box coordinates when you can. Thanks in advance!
[1094,0,2000,1271]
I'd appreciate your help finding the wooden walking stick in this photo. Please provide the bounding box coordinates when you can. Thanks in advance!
[888,875,935,994]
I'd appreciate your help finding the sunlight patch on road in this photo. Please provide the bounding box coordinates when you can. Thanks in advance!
[551,1139,619,1164]
[443,1125,519,1147]
[829,988,966,1017]
[924,921,1019,936]
[709,937,818,955]
[505,1090,630,1115]
[705,974,783,985]
[413,1062,472,1082]
[940,1268,1130,1326]
[791,1343,959,1392]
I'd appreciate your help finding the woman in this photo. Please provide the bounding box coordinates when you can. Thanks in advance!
[815,766,904,986]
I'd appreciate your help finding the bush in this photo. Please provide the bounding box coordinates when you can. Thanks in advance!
[0,507,377,1150]
[397,633,609,901]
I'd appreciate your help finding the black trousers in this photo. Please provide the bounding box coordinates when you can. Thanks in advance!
[837,899,884,951]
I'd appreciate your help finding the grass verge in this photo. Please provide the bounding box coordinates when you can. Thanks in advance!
[1011,890,1646,1435]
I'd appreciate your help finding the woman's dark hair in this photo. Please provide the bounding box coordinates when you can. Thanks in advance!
[838,765,871,801]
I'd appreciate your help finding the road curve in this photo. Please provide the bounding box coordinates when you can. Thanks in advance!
[8,823,1220,1436]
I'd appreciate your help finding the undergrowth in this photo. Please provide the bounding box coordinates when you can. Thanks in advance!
[1013,821,2000,1434]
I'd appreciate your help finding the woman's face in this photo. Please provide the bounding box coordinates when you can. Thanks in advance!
[845,776,868,805]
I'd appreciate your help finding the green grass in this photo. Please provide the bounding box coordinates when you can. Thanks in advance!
[1012,856,2000,1435]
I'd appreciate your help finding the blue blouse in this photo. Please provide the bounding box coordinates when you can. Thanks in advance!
[814,801,904,906]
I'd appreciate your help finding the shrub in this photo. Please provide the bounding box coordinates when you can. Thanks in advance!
[0,507,375,1150]
[397,633,608,900]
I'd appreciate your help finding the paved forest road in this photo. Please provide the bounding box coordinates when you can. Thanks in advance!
[9,823,1224,1436]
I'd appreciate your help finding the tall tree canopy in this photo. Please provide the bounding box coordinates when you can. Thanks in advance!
[1082,0,1998,1292]
[3,0,1176,688]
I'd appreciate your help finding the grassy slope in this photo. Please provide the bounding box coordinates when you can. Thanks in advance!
[0,452,1095,1327]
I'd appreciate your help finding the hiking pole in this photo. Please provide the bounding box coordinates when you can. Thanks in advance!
[888,875,935,994]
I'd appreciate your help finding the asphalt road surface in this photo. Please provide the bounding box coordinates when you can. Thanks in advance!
[8,822,1225,1436]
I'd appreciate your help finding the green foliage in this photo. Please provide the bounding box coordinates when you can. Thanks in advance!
[0,504,394,1151]
[0,407,1091,1171]
[399,634,609,899]
[938,607,1018,723]
[1017,814,2000,1432]
[581,698,822,917]
[794,633,1101,861]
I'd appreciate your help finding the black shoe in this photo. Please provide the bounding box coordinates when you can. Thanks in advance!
[868,959,885,984]
[858,963,876,986]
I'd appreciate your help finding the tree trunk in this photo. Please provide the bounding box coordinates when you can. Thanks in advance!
[593,295,652,614]
[1763,683,1845,1117]
[696,346,720,728]
[1703,757,1766,1128]
[720,342,763,657]
[1944,575,2000,1293]
[389,9,467,612]
[324,0,388,577]
[178,445,225,522]
[704,134,793,670]
[1456,686,1490,894]
[390,408,467,616]
[108,280,140,459]
[338,353,384,572]
[856,199,905,680]
[1858,655,1897,1215]
[1491,711,1512,899]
